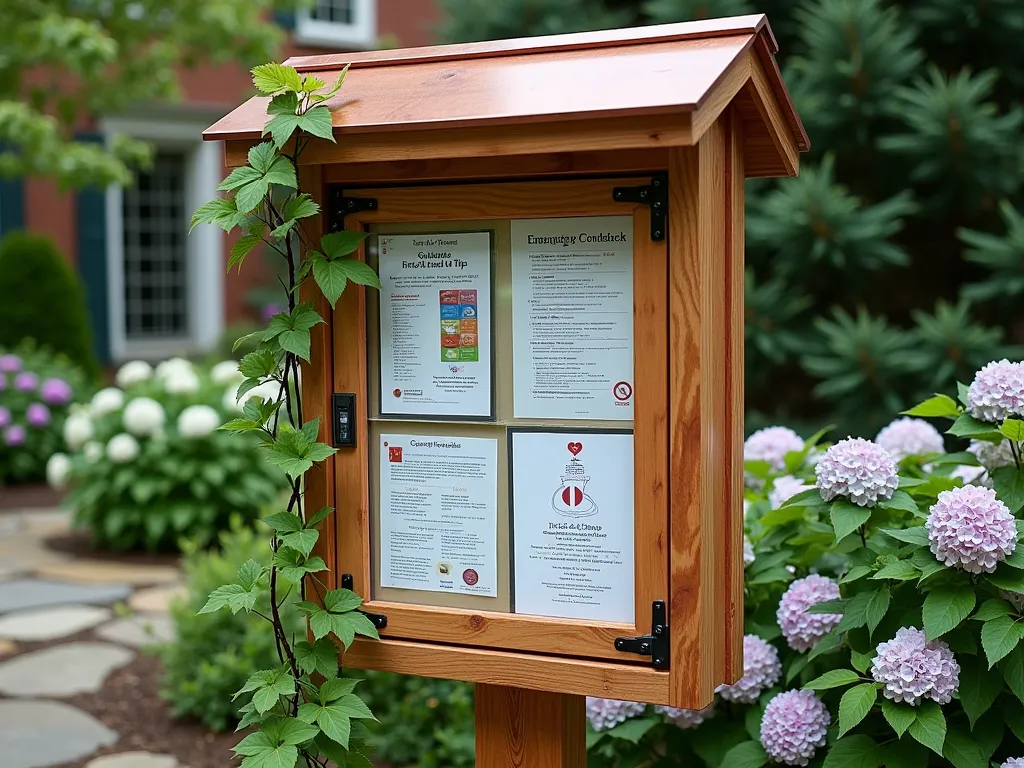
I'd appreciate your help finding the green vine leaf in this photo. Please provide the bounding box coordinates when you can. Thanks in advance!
[263,511,302,533]
[229,234,263,272]
[311,254,380,307]
[981,615,1024,666]
[922,586,976,640]
[957,655,1002,727]
[324,588,364,613]
[866,586,891,637]
[321,230,367,258]
[992,466,1024,514]
[871,561,918,581]
[837,683,878,736]
[803,669,861,690]
[902,394,960,418]
[947,413,1005,441]
[239,350,279,379]
[831,499,871,543]
[907,700,946,755]
[271,549,327,584]
[297,693,375,749]
[280,527,319,557]
[265,96,335,149]
[294,639,340,678]
[881,698,916,737]
[190,197,247,233]
[251,63,304,95]
[881,527,930,547]
[821,734,881,768]
[973,598,1014,621]
[224,143,298,213]
[306,506,334,528]
[1001,419,1024,442]
[198,582,259,615]
[262,303,324,361]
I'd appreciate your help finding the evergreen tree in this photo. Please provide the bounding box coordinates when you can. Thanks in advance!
[438,0,1024,437]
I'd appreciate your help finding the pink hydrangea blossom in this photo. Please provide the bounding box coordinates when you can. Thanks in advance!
[875,417,945,461]
[585,698,646,731]
[926,486,1015,573]
[1002,758,1024,768]
[3,425,26,446]
[815,437,898,507]
[40,378,72,406]
[25,403,50,428]
[759,690,830,766]
[654,704,713,729]
[770,475,812,509]
[0,354,21,372]
[13,372,38,392]
[745,427,804,471]
[871,627,959,706]
[717,635,782,704]
[968,359,1024,422]
[969,439,1016,471]
[777,575,842,652]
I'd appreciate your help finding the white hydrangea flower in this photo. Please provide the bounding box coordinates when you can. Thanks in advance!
[248,380,282,404]
[178,405,222,438]
[155,357,194,380]
[107,433,140,463]
[115,360,153,388]
[83,441,104,463]
[211,360,243,385]
[122,397,165,437]
[46,453,71,489]
[969,439,1016,472]
[90,387,125,417]
[63,412,94,450]
[163,369,200,395]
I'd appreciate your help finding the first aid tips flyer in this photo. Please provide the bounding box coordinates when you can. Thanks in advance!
[378,232,493,418]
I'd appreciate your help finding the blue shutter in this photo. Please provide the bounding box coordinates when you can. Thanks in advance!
[274,10,296,29]
[75,135,111,363]
[0,176,24,235]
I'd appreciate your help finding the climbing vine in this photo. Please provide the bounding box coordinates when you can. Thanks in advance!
[192,62,380,768]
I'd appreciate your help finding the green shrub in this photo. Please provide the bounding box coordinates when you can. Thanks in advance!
[0,340,90,485]
[0,233,98,378]
[156,518,302,732]
[57,357,287,551]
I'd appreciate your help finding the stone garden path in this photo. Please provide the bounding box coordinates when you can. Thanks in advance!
[0,508,186,768]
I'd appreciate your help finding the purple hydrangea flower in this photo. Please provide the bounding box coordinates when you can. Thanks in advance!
[744,536,756,566]
[777,575,842,652]
[654,704,713,729]
[40,378,72,406]
[3,425,26,446]
[25,403,50,428]
[745,427,804,471]
[0,354,21,372]
[717,635,782,704]
[969,439,1015,472]
[585,698,646,731]
[875,417,945,461]
[815,437,898,507]
[926,485,1015,573]
[13,372,38,392]
[770,475,812,510]
[871,627,959,706]
[968,359,1024,423]
[0,406,9,428]
[760,690,830,766]
[1002,759,1024,768]
[260,302,286,324]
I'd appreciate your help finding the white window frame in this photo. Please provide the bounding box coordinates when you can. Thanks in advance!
[100,117,223,363]
[295,0,377,49]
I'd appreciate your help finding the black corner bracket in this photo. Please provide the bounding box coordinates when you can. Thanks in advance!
[340,573,388,629]
[327,186,378,232]
[612,173,667,241]
[614,600,669,670]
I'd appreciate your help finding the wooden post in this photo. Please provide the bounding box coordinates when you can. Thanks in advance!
[475,684,586,768]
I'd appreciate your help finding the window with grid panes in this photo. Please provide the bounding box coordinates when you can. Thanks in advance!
[310,0,354,24]
[122,151,189,340]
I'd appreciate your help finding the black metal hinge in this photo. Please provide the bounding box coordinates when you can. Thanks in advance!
[327,186,378,232]
[340,574,388,630]
[612,173,667,241]
[614,600,669,670]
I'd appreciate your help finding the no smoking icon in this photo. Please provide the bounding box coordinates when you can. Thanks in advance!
[613,381,632,401]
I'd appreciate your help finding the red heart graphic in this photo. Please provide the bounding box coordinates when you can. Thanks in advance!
[567,442,583,456]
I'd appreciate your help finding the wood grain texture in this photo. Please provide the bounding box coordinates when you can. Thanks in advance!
[689,54,751,146]
[724,110,746,683]
[476,685,585,768]
[321,149,669,185]
[298,165,337,601]
[746,54,800,177]
[633,204,670,636]
[343,637,672,703]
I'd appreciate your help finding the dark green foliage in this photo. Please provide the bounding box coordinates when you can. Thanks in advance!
[437,0,1024,437]
[0,233,98,378]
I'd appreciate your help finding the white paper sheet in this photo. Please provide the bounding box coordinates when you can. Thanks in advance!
[379,434,498,597]
[511,217,634,420]
[378,232,492,417]
[511,431,634,622]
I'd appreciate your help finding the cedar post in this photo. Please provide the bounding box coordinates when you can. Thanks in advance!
[476,684,586,768]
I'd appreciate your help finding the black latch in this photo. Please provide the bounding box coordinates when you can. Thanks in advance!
[340,574,388,629]
[614,600,669,669]
[327,186,378,232]
[331,393,356,447]
[612,173,667,241]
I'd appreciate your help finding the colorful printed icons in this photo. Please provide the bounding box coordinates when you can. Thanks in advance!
[462,568,479,586]
[439,289,480,362]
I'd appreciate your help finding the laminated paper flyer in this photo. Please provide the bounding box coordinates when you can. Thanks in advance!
[510,431,634,622]
[379,433,498,597]
[378,232,492,418]
[510,216,634,420]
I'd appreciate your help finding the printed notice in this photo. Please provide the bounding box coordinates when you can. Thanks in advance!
[511,431,634,622]
[379,434,498,597]
[511,217,633,420]
[378,232,492,418]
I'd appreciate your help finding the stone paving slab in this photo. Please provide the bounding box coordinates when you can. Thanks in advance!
[0,538,70,578]
[97,613,174,647]
[0,605,112,642]
[0,699,118,768]
[129,584,186,613]
[0,579,131,615]
[36,560,180,586]
[85,752,180,768]
[0,641,134,697]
